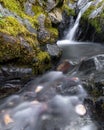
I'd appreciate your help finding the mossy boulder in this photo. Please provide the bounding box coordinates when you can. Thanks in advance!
[0,32,51,74]
[0,0,67,74]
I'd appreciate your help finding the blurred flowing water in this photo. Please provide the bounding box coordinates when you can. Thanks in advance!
[0,71,97,130]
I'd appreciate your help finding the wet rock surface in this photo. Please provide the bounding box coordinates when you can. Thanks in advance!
[0,65,34,98]
[72,54,104,129]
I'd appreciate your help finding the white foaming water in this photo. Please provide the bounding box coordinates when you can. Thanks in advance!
[77,0,89,9]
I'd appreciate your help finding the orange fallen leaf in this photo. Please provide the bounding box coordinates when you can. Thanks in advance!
[4,114,14,125]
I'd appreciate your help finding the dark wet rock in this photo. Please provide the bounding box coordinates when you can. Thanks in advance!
[58,12,74,39]
[0,64,35,99]
[0,65,33,81]
[19,71,64,101]
[77,55,104,74]
[57,77,87,100]
[0,85,21,99]
[95,96,104,118]
[0,65,34,98]
[80,72,104,125]
[46,44,61,59]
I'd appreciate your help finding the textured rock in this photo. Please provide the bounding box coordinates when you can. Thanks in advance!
[46,44,61,58]
[49,8,62,24]
[0,0,65,74]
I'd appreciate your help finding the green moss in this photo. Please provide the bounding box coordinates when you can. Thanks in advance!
[33,51,51,74]
[44,16,52,28]
[0,0,60,74]
[0,0,22,13]
[90,18,102,33]
[48,27,58,43]
[32,5,45,15]
[0,33,51,74]
[0,42,21,62]
[0,16,28,36]
[62,4,75,16]
[0,16,39,49]
[0,0,38,28]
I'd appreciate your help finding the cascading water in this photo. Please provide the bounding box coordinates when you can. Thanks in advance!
[57,0,104,61]
[65,1,92,41]
[0,71,96,130]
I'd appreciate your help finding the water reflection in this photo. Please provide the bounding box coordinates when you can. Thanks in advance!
[57,40,104,62]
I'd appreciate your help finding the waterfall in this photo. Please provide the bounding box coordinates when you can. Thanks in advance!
[65,1,92,41]
[65,11,82,41]
[56,0,104,62]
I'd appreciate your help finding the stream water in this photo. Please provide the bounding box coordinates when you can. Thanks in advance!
[0,0,104,130]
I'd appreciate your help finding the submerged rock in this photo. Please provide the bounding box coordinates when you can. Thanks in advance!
[56,60,75,73]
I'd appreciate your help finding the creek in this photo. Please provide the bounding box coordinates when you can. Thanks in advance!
[0,0,104,130]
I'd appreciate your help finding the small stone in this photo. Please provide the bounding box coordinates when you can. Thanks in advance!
[46,44,61,58]
[75,104,86,116]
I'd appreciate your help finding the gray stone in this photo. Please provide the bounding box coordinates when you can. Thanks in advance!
[24,1,35,16]
[46,44,61,58]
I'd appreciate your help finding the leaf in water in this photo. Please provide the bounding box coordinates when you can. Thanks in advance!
[4,114,14,125]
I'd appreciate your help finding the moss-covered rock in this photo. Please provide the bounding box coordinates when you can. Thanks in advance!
[0,0,66,74]
[0,0,79,74]
[0,32,51,73]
